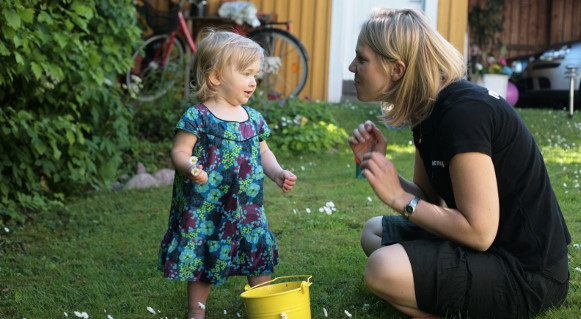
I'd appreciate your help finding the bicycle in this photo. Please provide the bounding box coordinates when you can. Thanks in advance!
[246,21,309,100]
[126,0,309,102]
[126,0,196,102]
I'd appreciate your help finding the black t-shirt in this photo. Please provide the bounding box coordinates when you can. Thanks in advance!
[412,79,571,271]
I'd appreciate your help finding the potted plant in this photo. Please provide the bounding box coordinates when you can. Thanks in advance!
[468,0,511,97]
[471,45,513,97]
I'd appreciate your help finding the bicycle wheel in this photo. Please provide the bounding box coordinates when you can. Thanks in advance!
[247,28,309,99]
[126,34,185,102]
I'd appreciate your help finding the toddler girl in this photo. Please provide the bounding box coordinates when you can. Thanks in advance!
[158,30,297,319]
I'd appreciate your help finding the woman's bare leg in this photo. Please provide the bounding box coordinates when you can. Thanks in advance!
[361,216,384,256]
[187,281,211,319]
[365,244,437,318]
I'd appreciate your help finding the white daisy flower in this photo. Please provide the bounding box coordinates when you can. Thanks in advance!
[81,312,89,319]
[280,313,288,319]
[107,315,113,319]
[147,306,156,314]
[64,312,68,317]
[74,312,82,317]
[345,310,352,317]
[224,310,227,315]
[306,208,311,213]
[576,267,581,272]
[189,156,198,165]
[4,227,9,233]
[191,167,201,176]
[367,196,373,202]
[293,209,297,214]
[573,243,579,248]
[323,308,328,317]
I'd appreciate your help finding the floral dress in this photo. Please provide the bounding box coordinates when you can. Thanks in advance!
[158,104,279,284]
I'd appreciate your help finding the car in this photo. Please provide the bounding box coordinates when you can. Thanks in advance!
[518,40,581,107]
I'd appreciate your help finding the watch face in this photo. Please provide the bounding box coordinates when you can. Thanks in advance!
[405,205,413,214]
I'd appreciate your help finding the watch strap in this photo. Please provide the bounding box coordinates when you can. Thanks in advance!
[403,196,420,219]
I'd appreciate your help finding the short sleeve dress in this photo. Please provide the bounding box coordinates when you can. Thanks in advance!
[158,104,279,285]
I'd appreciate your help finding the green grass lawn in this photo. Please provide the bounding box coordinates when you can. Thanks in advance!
[1,103,579,318]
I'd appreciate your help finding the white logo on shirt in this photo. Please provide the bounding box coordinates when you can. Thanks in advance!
[488,89,500,99]
[432,160,446,168]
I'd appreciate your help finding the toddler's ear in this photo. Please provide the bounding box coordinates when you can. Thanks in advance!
[209,70,221,86]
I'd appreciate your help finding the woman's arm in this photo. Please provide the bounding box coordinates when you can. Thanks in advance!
[411,152,499,250]
[361,151,499,251]
[260,141,296,192]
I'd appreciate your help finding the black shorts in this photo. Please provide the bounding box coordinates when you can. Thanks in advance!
[381,216,569,318]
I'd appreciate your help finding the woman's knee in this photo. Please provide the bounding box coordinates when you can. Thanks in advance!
[364,245,413,293]
[361,216,383,256]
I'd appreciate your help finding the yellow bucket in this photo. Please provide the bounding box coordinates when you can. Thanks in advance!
[240,275,313,319]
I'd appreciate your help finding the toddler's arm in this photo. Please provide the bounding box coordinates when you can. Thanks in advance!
[172,130,208,184]
[260,141,296,192]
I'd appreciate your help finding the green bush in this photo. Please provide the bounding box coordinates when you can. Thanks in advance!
[0,0,142,223]
[250,98,348,153]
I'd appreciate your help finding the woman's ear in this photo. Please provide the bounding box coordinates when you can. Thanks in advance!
[390,60,406,82]
[209,70,221,86]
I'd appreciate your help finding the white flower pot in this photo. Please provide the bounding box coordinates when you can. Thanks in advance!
[476,73,509,98]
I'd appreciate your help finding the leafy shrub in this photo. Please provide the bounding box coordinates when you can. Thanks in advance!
[0,0,142,223]
[250,98,348,153]
[120,88,193,177]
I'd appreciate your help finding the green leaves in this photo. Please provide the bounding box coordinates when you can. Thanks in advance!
[2,9,21,29]
[0,0,142,223]
[251,98,348,154]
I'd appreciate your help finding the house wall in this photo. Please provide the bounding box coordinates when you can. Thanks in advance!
[469,0,581,59]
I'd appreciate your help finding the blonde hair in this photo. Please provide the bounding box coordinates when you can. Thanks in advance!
[191,29,264,102]
[359,8,465,128]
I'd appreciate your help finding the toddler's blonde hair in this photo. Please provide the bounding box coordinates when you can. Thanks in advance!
[359,8,465,128]
[191,29,264,102]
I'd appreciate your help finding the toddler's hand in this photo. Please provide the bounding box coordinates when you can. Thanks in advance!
[276,170,297,193]
[190,165,208,184]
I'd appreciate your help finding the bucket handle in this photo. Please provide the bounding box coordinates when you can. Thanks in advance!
[244,275,312,293]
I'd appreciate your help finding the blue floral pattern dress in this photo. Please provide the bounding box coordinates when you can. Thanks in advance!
[158,104,279,284]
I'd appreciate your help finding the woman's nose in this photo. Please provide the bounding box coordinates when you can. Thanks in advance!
[348,59,356,73]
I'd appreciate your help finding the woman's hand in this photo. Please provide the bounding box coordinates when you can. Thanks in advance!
[348,120,388,162]
[360,152,406,210]
[189,165,208,184]
[275,170,297,193]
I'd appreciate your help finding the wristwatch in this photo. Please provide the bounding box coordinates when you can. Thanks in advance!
[403,196,420,219]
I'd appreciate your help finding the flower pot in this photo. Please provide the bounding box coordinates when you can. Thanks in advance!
[476,73,509,98]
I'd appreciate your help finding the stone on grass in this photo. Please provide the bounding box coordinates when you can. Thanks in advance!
[124,173,159,190]
[153,169,175,186]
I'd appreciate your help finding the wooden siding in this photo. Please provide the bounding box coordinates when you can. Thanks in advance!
[437,0,469,54]
[203,0,332,101]
[469,0,581,59]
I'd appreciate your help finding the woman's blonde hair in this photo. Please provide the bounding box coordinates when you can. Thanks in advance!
[359,8,465,128]
[191,29,264,102]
